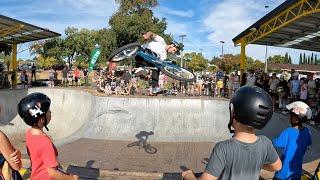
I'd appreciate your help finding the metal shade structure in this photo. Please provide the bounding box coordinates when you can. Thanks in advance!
[0,14,60,87]
[0,14,60,44]
[232,0,320,73]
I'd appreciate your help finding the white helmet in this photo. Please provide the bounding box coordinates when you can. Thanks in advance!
[286,101,312,120]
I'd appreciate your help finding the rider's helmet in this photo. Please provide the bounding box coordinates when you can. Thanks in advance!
[286,101,312,124]
[17,93,51,130]
[170,40,181,52]
[228,85,273,133]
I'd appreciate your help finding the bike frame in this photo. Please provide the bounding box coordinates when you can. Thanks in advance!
[135,46,179,70]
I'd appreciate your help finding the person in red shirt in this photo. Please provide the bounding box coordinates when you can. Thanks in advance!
[73,67,81,87]
[18,93,78,180]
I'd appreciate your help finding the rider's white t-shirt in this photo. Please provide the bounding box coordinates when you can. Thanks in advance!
[146,35,167,61]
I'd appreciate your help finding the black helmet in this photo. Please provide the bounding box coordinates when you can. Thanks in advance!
[17,93,51,127]
[170,40,180,51]
[228,85,273,133]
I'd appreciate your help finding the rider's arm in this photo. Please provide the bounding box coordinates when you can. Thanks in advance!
[143,31,157,41]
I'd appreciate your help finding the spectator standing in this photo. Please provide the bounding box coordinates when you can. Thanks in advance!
[17,93,78,180]
[273,101,312,180]
[246,71,256,86]
[232,72,240,93]
[83,68,88,85]
[73,67,81,87]
[48,67,55,88]
[300,79,308,103]
[54,69,58,86]
[290,72,300,101]
[182,86,281,180]
[20,70,28,88]
[307,73,316,106]
[278,75,289,110]
[31,63,36,82]
[62,66,68,87]
[269,73,280,108]
[217,78,224,97]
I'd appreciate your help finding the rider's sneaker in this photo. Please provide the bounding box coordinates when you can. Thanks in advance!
[135,67,149,75]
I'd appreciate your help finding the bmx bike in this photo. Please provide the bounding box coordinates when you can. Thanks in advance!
[108,42,196,82]
[127,139,157,154]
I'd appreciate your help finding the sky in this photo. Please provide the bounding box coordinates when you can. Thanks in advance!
[0,0,318,64]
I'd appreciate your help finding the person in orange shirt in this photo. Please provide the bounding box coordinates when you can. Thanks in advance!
[18,93,78,180]
[73,67,81,87]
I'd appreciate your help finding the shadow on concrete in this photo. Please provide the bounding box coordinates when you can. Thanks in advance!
[127,131,157,154]
[0,89,28,126]
[66,160,99,180]
[257,112,320,163]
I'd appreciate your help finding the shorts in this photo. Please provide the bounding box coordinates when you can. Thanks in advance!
[74,77,79,83]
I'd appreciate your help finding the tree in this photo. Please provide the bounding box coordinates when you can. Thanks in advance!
[307,56,311,64]
[299,53,302,64]
[311,53,314,64]
[284,52,289,63]
[268,55,286,64]
[288,55,292,64]
[303,53,306,64]
[185,52,208,72]
[110,0,171,48]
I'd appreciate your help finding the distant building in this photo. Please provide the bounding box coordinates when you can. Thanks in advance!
[268,62,320,74]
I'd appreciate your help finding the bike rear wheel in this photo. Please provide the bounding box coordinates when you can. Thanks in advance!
[108,43,140,62]
[160,63,196,82]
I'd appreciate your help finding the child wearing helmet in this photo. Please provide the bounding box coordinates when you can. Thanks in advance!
[272,101,312,180]
[183,85,282,180]
[18,93,78,180]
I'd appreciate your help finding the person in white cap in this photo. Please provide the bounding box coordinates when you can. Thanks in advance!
[272,101,312,180]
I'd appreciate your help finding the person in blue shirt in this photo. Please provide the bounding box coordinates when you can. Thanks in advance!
[273,101,312,180]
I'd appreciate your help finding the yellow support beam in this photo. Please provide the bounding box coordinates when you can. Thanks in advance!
[12,44,17,87]
[0,24,24,38]
[235,0,320,46]
[240,42,246,82]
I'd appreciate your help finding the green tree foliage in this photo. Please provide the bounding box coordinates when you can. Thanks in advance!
[299,53,302,64]
[36,55,64,69]
[210,54,263,73]
[184,52,208,72]
[268,55,286,64]
[110,0,170,48]
[269,53,292,64]
[288,55,292,64]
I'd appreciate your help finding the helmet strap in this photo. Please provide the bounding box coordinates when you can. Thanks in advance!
[228,105,235,134]
[44,116,49,131]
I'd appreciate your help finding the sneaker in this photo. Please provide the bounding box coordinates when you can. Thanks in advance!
[134,67,144,74]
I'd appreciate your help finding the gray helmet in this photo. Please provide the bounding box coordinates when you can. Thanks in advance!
[228,85,273,133]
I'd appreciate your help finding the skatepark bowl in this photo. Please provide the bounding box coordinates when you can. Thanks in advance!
[1,88,320,179]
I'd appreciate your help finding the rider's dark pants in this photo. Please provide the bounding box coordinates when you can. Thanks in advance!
[135,55,159,87]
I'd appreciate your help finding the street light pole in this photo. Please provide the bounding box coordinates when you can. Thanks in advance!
[179,34,186,67]
[264,5,269,73]
[220,41,225,60]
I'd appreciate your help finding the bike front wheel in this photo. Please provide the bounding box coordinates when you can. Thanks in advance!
[108,43,140,62]
[160,63,196,82]
[144,144,157,154]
